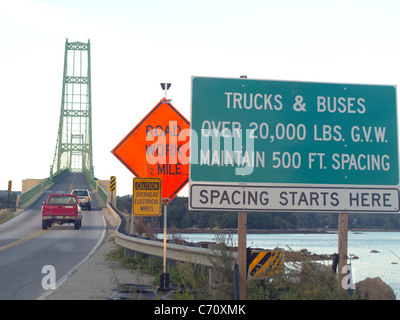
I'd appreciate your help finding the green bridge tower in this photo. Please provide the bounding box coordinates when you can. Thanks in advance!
[51,39,94,177]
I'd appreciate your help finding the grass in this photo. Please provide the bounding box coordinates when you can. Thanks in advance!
[0,210,14,225]
[106,244,163,284]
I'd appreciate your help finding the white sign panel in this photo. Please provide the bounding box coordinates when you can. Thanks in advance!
[190,184,400,213]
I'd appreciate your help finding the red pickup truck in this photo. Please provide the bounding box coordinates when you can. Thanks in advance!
[41,194,82,230]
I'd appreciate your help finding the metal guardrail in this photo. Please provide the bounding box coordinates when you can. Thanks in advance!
[107,202,236,268]
[21,182,43,207]
[83,170,108,204]
[116,232,218,268]
[83,170,96,189]
[97,185,108,204]
[20,169,106,209]
[20,169,68,207]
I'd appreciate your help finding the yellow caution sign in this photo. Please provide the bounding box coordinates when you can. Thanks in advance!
[8,180,12,193]
[248,249,284,278]
[132,177,162,216]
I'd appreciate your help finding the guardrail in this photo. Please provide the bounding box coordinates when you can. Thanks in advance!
[83,169,108,205]
[20,182,44,207]
[97,185,108,204]
[20,169,68,208]
[107,202,237,269]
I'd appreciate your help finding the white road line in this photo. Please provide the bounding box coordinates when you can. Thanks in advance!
[36,213,107,300]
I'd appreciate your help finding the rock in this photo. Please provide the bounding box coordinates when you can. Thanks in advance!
[356,277,396,300]
[370,250,379,253]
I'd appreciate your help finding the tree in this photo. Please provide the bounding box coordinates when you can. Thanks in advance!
[116,195,400,231]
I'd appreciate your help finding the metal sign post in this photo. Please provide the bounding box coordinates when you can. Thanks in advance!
[159,198,170,292]
[7,180,12,209]
[238,210,247,300]
[237,75,248,300]
[109,176,116,205]
[160,84,171,291]
[338,213,349,286]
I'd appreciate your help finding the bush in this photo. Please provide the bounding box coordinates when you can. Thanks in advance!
[170,261,209,300]
[247,257,351,300]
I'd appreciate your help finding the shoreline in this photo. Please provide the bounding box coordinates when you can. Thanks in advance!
[156,228,400,234]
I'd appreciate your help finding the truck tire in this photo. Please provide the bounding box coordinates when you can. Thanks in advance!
[74,218,82,230]
[42,220,49,230]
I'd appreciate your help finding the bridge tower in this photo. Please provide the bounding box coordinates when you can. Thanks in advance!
[51,39,94,176]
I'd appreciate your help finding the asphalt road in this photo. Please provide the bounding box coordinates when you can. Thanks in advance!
[0,172,106,300]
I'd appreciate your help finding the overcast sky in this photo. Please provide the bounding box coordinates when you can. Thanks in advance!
[0,0,399,197]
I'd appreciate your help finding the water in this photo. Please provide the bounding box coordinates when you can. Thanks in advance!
[164,231,400,299]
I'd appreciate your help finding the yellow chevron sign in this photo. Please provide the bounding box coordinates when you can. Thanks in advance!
[109,176,116,191]
[248,250,284,278]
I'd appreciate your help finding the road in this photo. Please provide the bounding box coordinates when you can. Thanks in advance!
[0,172,106,300]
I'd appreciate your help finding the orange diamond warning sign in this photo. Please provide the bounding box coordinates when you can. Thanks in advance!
[111,98,190,200]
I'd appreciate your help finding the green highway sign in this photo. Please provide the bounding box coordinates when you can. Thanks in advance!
[189,76,399,212]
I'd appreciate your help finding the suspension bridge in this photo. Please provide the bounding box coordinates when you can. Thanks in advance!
[19,39,109,209]
[0,40,111,299]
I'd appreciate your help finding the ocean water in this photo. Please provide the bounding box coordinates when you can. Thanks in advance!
[165,231,400,299]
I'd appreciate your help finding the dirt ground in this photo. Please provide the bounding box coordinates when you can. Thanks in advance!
[41,207,153,300]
